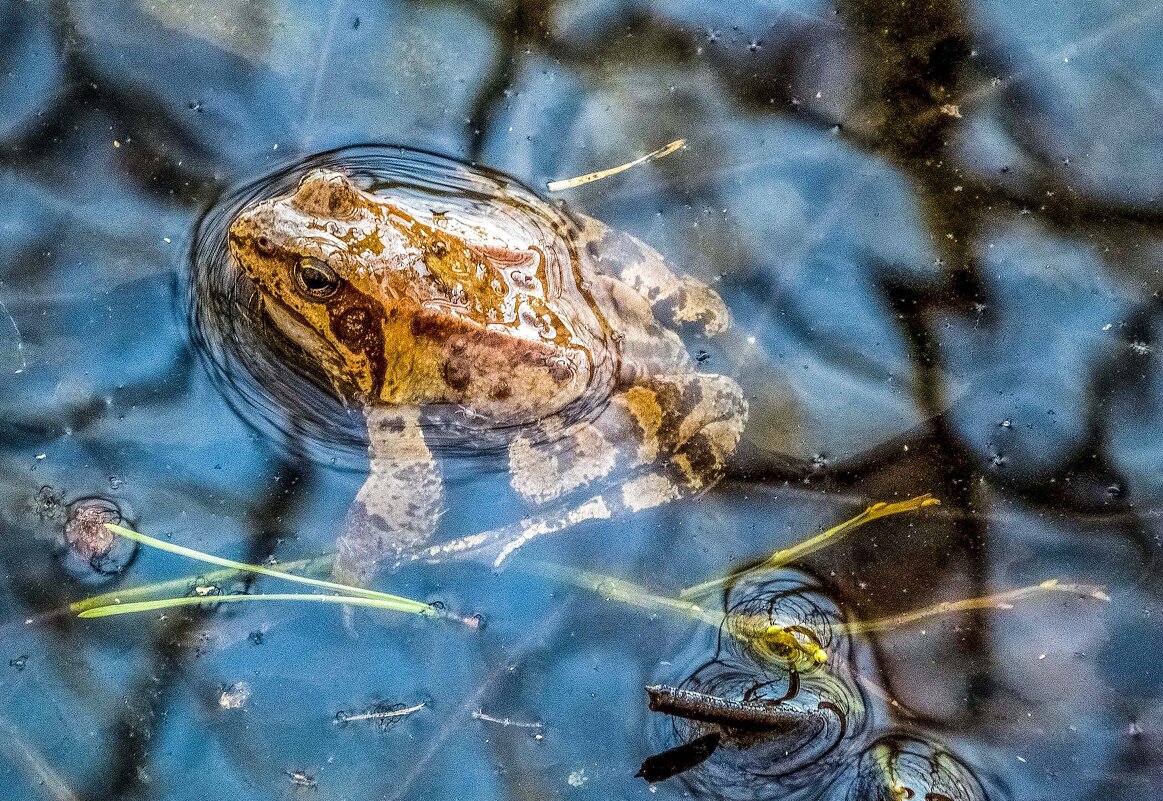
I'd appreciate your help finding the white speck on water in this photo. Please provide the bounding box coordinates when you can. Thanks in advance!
[1102,323,1112,331]
[567,769,588,787]
[0,290,28,375]
[218,682,251,709]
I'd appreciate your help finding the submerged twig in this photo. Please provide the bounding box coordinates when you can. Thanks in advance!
[71,525,435,621]
[103,524,422,607]
[77,592,433,619]
[27,554,335,623]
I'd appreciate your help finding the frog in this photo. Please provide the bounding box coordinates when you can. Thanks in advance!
[227,165,747,583]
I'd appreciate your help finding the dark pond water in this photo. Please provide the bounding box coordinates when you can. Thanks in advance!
[2,1,1162,799]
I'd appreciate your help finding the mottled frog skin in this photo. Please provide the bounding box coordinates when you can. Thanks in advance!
[228,167,747,581]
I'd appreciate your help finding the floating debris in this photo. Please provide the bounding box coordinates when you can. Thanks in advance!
[57,497,138,582]
[547,139,686,192]
[285,770,316,788]
[218,682,251,710]
[335,701,425,732]
[472,709,543,730]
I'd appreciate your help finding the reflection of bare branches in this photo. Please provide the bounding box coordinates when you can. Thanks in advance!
[952,0,1163,117]
[0,289,27,375]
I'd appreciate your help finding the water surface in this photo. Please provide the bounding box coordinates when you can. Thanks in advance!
[1,1,1161,799]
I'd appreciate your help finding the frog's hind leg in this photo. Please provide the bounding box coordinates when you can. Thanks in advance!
[576,215,729,336]
[415,373,747,568]
[335,405,443,585]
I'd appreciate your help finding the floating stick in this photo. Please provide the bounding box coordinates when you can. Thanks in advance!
[546,139,686,191]
[646,685,825,732]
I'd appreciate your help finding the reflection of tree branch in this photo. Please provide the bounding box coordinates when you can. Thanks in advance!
[0,0,225,204]
[463,0,550,160]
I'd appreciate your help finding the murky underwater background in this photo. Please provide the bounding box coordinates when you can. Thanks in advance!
[2,0,1162,798]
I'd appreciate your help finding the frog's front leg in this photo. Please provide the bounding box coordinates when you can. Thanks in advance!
[419,373,747,568]
[335,405,443,584]
[577,216,729,336]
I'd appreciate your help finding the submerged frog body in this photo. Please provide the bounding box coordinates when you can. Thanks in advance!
[228,163,746,582]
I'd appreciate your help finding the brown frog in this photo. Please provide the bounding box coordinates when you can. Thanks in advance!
[228,166,746,582]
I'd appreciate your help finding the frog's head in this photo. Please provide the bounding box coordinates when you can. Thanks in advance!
[228,169,390,402]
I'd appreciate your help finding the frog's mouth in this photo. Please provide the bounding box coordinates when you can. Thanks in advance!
[257,295,359,401]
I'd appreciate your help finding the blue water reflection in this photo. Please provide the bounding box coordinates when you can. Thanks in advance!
[1,0,1160,799]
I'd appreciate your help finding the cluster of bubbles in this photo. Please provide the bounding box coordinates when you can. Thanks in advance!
[646,572,998,801]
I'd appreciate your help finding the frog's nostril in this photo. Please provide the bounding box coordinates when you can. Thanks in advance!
[255,234,274,255]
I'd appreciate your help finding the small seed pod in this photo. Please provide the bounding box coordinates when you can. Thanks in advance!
[56,497,138,583]
[843,733,995,801]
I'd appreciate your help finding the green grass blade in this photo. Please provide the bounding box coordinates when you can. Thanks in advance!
[103,524,428,613]
[64,554,334,616]
[78,592,435,619]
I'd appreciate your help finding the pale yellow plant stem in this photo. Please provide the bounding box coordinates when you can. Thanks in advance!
[680,494,941,601]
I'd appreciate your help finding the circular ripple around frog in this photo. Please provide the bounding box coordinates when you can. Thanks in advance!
[651,571,874,801]
[188,145,615,466]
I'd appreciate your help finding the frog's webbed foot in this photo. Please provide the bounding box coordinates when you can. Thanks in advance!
[577,216,729,337]
[423,373,747,568]
[335,406,443,585]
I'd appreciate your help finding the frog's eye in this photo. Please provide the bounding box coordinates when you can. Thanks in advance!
[293,257,340,299]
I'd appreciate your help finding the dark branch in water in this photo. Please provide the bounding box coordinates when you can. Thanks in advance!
[645,685,822,733]
[637,732,721,783]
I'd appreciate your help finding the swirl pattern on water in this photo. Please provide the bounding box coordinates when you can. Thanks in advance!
[647,571,1002,801]
[652,572,870,801]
